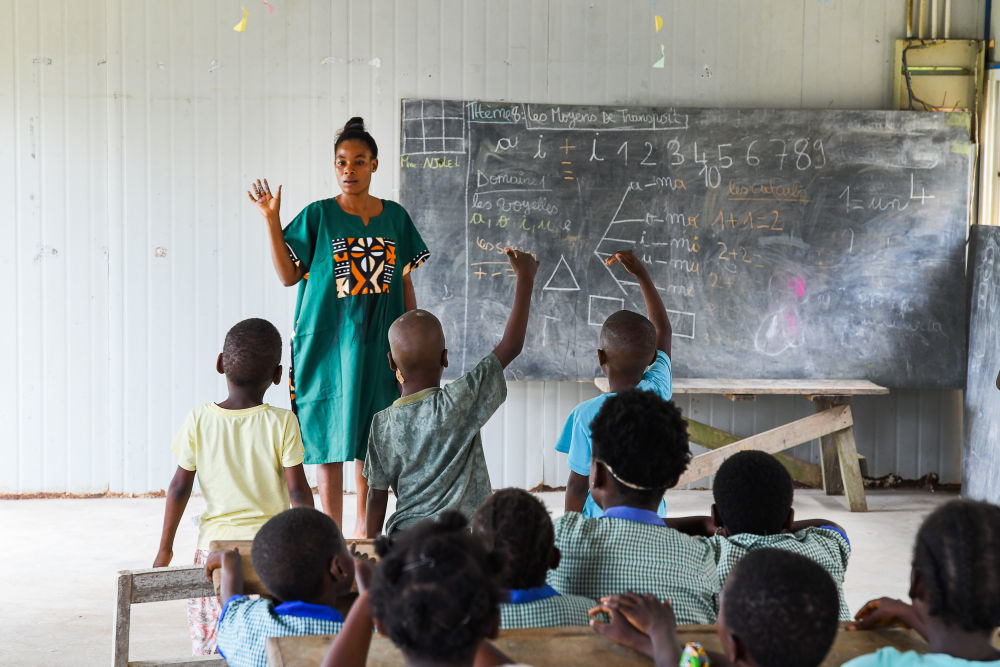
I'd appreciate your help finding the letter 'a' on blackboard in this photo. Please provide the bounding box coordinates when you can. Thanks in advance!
[400,99,972,388]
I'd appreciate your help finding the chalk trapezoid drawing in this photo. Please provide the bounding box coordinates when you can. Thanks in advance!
[543,254,581,291]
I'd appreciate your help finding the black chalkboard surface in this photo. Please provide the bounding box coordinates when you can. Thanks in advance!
[400,100,972,388]
[964,226,1000,504]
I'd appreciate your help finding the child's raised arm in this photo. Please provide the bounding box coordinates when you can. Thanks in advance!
[321,591,375,667]
[248,178,305,287]
[153,466,196,567]
[204,548,244,603]
[606,250,672,357]
[491,248,539,368]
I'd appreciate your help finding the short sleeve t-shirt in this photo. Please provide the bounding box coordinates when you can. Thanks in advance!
[555,350,673,518]
[171,403,304,548]
[843,648,1000,667]
[364,353,507,535]
[217,596,344,667]
[704,527,852,620]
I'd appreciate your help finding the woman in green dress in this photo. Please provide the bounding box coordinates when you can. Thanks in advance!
[249,117,429,535]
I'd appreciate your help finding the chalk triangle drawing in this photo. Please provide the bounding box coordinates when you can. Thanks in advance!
[543,254,581,291]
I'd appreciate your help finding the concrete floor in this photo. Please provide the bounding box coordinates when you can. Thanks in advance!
[0,488,955,666]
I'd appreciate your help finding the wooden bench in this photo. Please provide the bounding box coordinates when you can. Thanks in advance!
[594,378,889,512]
[113,540,378,667]
[112,566,224,667]
[265,623,926,666]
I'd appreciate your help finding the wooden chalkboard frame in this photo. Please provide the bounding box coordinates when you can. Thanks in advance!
[400,99,972,388]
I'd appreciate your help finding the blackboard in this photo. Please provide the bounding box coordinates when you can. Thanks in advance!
[400,99,972,388]
[963,225,1000,504]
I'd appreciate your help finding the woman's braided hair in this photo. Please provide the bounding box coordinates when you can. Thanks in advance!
[369,510,504,662]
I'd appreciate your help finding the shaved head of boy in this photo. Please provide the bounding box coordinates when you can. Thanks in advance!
[387,309,448,382]
[598,310,657,380]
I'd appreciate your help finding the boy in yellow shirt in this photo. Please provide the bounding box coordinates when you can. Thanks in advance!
[153,318,314,655]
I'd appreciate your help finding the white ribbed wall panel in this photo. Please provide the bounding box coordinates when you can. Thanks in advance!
[3,0,979,493]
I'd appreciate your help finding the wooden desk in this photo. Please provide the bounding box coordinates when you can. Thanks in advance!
[265,624,926,666]
[208,539,378,598]
[594,378,889,512]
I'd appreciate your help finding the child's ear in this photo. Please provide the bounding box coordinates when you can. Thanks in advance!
[216,353,225,375]
[387,351,398,372]
[710,504,725,532]
[441,348,449,368]
[590,460,606,491]
[372,615,387,635]
[728,633,752,665]
[272,364,283,386]
[783,507,795,532]
[548,546,561,571]
[597,348,608,367]
[371,157,378,173]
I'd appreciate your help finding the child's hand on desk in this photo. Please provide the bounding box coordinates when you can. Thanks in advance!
[849,597,916,631]
[152,548,173,568]
[589,594,655,658]
[605,250,650,279]
[504,247,539,280]
[203,548,239,580]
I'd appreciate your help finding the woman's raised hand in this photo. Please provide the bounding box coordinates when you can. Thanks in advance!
[248,178,282,221]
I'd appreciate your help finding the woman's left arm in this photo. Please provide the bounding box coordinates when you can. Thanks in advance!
[403,273,417,312]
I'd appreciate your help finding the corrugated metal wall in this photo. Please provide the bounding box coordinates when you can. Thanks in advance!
[3,0,978,494]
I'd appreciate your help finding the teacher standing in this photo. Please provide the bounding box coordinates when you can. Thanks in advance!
[249,117,430,535]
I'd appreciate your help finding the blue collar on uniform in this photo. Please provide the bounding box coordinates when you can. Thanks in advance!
[274,600,344,622]
[508,584,560,604]
[601,505,666,526]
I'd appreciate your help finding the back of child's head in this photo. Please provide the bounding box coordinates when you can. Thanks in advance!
[472,488,554,590]
[591,389,691,503]
[599,310,656,376]
[722,549,839,667]
[252,507,345,602]
[713,451,793,535]
[370,510,503,663]
[222,318,282,387]
[912,498,1000,633]
[387,309,446,376]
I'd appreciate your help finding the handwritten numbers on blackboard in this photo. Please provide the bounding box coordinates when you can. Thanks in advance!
[909,173,935,204]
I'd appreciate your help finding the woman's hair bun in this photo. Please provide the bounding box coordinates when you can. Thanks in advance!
[344,116,366,131]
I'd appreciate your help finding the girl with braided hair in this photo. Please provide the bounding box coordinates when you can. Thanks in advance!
[321,510,514,667]
[847,499,1000,665]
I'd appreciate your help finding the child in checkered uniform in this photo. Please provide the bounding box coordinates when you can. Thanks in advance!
[546,389,720,625]
[209,508,359,667]
[472,488,596,628]
[592,549,841,666]
[667,450,852,620]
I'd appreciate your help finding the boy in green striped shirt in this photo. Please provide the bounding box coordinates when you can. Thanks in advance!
[546,389,720,625]
[667,450,852,621]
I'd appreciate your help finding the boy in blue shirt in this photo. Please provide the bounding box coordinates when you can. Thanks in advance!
[208,508,361,667]
[555,250,672,518]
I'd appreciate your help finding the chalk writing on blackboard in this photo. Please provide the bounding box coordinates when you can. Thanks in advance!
[402,100,972,388]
